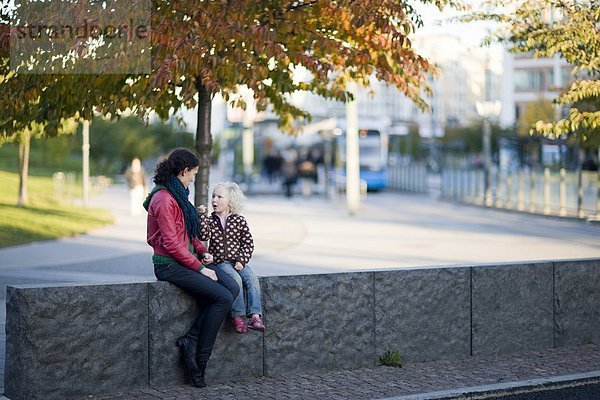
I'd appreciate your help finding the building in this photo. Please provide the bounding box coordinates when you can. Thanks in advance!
[499,51,572,129]
[287,33,502,137]
[409,33,502,135]
[499,5,575,130]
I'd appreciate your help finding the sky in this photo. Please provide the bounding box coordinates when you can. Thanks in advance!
[415,1,501,47]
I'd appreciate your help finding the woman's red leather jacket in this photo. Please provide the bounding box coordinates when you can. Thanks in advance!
[146,189,207,271]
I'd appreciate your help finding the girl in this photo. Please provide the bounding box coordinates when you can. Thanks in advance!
[144,149,239,388]
[198,182,266,334]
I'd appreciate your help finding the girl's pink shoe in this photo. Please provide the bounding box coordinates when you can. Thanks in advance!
[248,315,266,332]
[231,316,247,334]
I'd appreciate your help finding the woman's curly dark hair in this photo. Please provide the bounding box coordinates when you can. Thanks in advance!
[153,148,199,185]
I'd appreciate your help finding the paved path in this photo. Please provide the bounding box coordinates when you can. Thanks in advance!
[0,178,599,398]
[2,180,599,278]
[247,191,600,275]
[85,344,600,400]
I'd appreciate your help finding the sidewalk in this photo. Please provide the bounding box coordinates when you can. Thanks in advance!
[0,183,149,272]
[86,344,600,400]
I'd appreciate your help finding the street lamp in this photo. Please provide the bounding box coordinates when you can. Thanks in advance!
[225,86,261,193]
[82,120,90,206]
[346,85,360,215]
[241,88,259,192]
[476,101,501,207]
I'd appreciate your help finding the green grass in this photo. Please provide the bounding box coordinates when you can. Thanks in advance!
[0,140,84,176]
[0,170,114,248]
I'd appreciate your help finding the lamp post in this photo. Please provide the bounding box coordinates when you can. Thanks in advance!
[346,86,360,215]
[240,87,258,193]
[476,101,501,207]
[82,120,90,206]
[242,109,254,191]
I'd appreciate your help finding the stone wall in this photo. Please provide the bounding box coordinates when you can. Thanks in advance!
[472,262,554,355]
[5,283,149,400]
[5,258,600,400]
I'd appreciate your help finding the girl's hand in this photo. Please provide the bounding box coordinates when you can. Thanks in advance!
[202,252,214,264]
[200,267,218,281]
[197,205,207,214]
[234,262,244,271]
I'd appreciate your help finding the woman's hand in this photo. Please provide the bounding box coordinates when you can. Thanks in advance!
[202,252,214,264]
[234,261,244,271]
[197,205,207,214]
[200,267,218,281]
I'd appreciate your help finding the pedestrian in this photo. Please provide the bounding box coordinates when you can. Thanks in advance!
[197,181,266,334]
[262,150,283,184]
[125,157,148,216]
[297,148,317,197]
[281,148,298,198]
[143,148,239,388]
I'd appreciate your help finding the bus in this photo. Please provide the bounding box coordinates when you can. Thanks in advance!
[332,128,389,190]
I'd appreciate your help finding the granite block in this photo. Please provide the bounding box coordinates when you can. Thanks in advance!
[262,273,375,376]
[148,281,263,388]
[4,283,148,400]
[374,267,471,362]
[472,262,553,355]
[554,259,600,347]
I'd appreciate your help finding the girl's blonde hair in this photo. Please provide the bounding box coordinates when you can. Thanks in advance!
[210,181,246,214]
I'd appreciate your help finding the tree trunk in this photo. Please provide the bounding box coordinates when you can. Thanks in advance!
[17,131,31,207]
[194,79,213,206]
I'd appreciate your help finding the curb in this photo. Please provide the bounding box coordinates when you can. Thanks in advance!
[380,370,600,400]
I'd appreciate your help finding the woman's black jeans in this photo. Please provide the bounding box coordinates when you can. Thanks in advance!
[154,261,239,362]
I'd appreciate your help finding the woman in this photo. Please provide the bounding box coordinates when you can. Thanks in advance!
[144,148,239,388]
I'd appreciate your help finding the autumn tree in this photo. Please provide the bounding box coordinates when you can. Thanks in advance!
[2,0,464,205]
[0,62,136,205]
[467,0,599,145]
[0,1,150,205]
[0,1,149,139]
[144,0,466,204]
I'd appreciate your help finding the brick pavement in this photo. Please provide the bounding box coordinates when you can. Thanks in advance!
[84,344,600,400]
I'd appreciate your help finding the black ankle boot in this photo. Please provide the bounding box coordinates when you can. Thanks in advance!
[191,360,207,388]
[176,335,199,371]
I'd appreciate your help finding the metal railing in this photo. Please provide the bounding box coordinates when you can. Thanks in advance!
[441,167,600,220]
[52,172,112,203]
[387,162,428,193]
[52,171,77,202]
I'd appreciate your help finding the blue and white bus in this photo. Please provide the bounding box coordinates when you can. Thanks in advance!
[332,128,389,190]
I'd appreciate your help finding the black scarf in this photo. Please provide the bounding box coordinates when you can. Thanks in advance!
[162,175,201,239]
